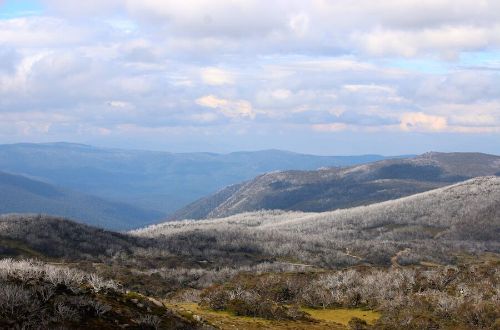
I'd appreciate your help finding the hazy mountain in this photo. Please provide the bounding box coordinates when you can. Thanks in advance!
[169,152,500,220]
[0,171,163,230]
[0,142,399,214]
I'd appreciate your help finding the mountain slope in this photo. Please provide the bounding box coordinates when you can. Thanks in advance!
[0,259,211,329]
[3,177,498,272]
[0,171,163,230]
[136,176,500,267]
[170,152,500,220]
[0,143,399,214]
[0,213,146,260]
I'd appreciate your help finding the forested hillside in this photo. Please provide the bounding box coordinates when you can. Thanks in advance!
[170,152,500,220]
[138,176,500,267]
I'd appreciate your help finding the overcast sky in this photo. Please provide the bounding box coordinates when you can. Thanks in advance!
[0,0,499,155]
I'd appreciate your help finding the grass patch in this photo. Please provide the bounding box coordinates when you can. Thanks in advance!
[169,303,381,329]
[168,303,346,329]
[0,237,45,258]
[301,307,380,326]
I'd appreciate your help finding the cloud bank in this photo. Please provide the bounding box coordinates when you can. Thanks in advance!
[0,0,499,153]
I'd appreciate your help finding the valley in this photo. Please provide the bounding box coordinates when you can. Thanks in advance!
[0,143,395,218]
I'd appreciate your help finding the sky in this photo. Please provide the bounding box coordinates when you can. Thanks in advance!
[0,0,499,155]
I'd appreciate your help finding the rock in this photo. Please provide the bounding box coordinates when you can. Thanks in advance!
[147,297,164,307]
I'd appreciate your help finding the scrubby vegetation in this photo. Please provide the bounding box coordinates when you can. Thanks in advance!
[0,259,211,329]
[199,258,500,329]
[135,177,500,268]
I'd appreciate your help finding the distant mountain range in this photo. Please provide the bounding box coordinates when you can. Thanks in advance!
[0,142,400,216]
[170,152,500,220]
[0,171,163,230]
[2,143,499,230]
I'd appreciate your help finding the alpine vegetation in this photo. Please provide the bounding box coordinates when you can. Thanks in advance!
[1,177,498,329]
[0,258,212,329]
[200,259,499,329]
[134,176,500,268]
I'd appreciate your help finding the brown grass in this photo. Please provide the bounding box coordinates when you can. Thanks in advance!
[167,302,382,329]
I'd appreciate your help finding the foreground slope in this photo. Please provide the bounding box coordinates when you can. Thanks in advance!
[170,152,500,220]
[2,179,498,329]
[0,259,211,329]
[0,142,395,214]
[0,171,163,230]
[137,176,500,267]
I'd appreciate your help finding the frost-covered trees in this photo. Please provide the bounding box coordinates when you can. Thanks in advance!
[0,259,118,328]
[201,262,499,328]
[132,177,500,268]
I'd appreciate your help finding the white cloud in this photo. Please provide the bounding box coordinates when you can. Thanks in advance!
[123,0,285,38]
[196,95,255,119]
[354,25,500,58]
[312,123,348,132]
[400,112,448,132]
[32,0,500,57]
[0,111,74,135]
[1,1,500,150]
[189,112,219,123]
[0,17,94,47]
[288,13,309,37]
[116,77,152,94]
[43,0,122,16]
[200,67,234,86]
[271,89,292,100]
[343,84,395,94]
[451,114,496,126]
[448,126,500,133]
[424,102,500,127]
[107,101,130,108]
[105,101,136,115]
